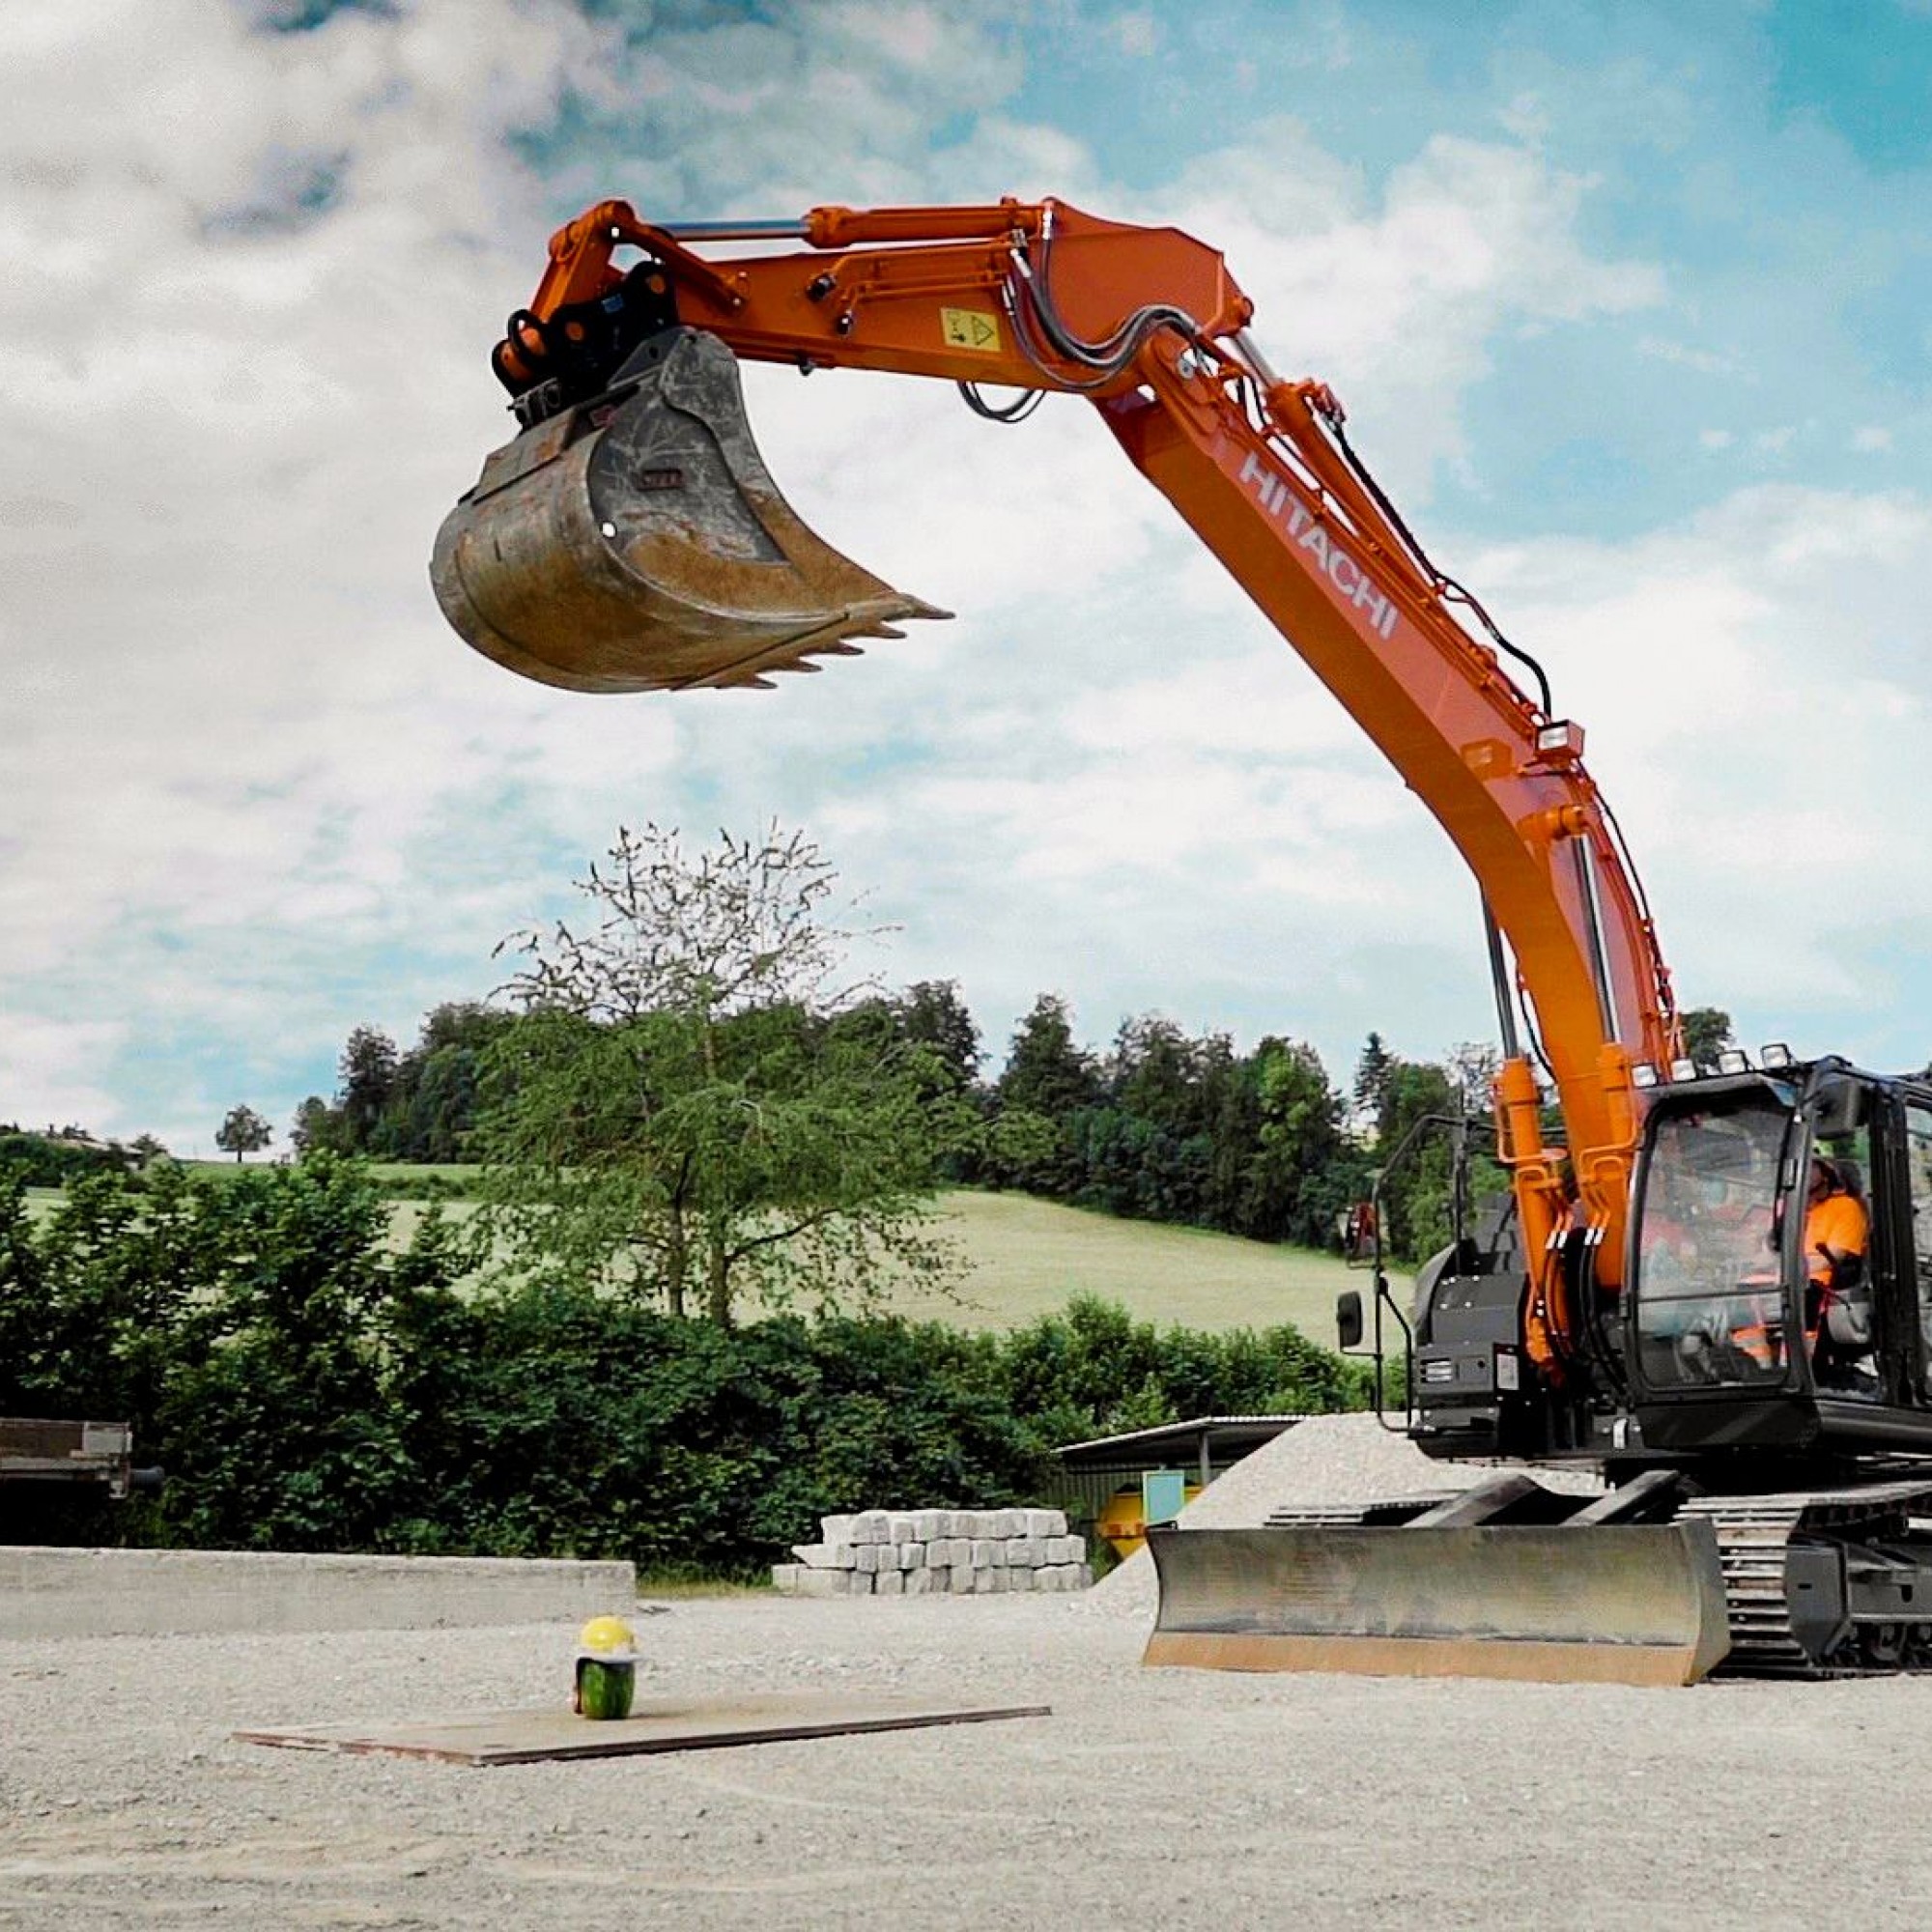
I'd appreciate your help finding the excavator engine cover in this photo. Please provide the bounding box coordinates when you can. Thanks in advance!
[1143,1520,1732,1687]
[432,327,948,692]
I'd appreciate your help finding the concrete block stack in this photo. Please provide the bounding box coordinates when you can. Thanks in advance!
[771,1507,1091,1597]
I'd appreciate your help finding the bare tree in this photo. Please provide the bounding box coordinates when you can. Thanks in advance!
[477,823,968,1324]
[496,823,879,1026]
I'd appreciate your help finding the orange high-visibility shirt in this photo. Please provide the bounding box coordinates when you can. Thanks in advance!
[1804,1193,1868,1284]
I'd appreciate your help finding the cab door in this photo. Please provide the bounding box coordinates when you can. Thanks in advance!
[1805,1079,1885,1401]
[1899,1098,1932,1402]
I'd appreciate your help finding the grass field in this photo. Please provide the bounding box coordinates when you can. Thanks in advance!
[386,1185,1378,1339]
[888,1190,1374,1339]
[25,1172,1386,1342]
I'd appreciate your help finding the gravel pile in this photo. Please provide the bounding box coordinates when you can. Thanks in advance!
[1086,1411,1605,1618]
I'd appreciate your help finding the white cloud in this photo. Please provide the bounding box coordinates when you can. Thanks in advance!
[1853,426,1894,453]
[1498,93,1552,144]
[1638,334,1741,378]
[1140,126,1662,499]
[1103,10,1160,58]
[1271,0,1352,72]
[0,0,635,1141]
[0,1,1758,1150]
[0,1015,128,1136]
[1463,483,1932,1044]
[1699,429,1735,449]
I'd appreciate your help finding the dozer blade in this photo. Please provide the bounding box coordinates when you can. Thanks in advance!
[1143,1522,1732,1687]
[431,327,949,693]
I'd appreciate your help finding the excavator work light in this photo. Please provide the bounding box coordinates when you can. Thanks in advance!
[1631,1062,1660,1089]
[1669,1058,1698,1082]
[1534,721,1585,761]
[1717,1049,1749,1074]
[1762,1043,1794,1069]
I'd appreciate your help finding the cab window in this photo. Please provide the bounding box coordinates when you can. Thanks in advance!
[1905,1106,1932,1395]
[1634,1101,1790,1391]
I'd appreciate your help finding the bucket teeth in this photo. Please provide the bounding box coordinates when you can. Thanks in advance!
[431,327,949,694]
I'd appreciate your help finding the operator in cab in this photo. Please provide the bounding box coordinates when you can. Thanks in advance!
[1804,1156,1871,1383]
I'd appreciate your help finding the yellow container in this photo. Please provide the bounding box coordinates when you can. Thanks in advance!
[1096,1483,1204,1559]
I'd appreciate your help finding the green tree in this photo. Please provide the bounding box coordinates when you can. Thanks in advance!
[416,1001,505,1057]
[395,1044,482,1163]
[1361,1056,1488,1261]
[988,994,1102,1196]
[214,1104,271,1164]
[1352,1031,1396,1130]
[337,1026,399,1153]
[475,823,974,1325]
[1681,1007,1736,1074]
[894,980,981,1094]
[0,1128,125,1187]
[1372,1057,1457,1152]
[289,1095,338,1158]
[0,1155,1375,1567]
[1109,1015,1205,1132]
[1239,1037,1349,1244]
[381,1004,513,1161]
[997,994,1103,1120]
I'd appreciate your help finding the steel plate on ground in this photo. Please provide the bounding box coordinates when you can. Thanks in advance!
[1143,1522,1732,1687]
[236,1692,1051,1767]
[431,327,948,693]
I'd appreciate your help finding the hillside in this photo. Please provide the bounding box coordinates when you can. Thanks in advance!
[384,1182,1390,1337]
[30,1175,1389,1342]
[881,1188,1386,1340]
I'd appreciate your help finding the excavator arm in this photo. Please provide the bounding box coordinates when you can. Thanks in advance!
[433,195,1735,1683]
[434,195,1681,1378]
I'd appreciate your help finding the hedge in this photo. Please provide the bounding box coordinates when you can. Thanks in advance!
[0,1159,1369,1569]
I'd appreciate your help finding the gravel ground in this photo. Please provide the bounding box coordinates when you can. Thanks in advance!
[4,1419,1916,1930]
[4,1591,1927,1931]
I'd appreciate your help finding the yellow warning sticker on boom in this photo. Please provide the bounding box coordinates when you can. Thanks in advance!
[941,307,1002,354]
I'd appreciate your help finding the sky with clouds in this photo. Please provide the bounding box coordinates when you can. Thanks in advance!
[5,0,1931,1153]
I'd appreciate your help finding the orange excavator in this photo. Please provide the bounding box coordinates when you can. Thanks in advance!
[435,197,1932,1684]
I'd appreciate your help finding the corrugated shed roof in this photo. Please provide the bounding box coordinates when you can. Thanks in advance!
[1053,1414,1307,1461]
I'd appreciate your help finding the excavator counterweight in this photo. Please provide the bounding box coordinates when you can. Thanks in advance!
[432,328,947,692]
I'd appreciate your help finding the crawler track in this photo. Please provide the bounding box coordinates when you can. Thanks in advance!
[1682,1479,1932,1678]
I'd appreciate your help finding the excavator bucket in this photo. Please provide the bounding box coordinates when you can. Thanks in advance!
[432,327,949,693]
[1143,1520,1733,1687]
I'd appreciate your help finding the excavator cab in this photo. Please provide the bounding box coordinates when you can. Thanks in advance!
[1628,1080,1806,1401]
[1627,1061,1932,1453]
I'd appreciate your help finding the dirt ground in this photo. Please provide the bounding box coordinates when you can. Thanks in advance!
[3,1587,1924,1931]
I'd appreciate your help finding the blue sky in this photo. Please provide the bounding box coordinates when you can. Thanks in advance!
[4,0,1930,1152]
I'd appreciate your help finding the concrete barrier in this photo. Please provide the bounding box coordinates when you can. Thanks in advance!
[0,1547,637,1639]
